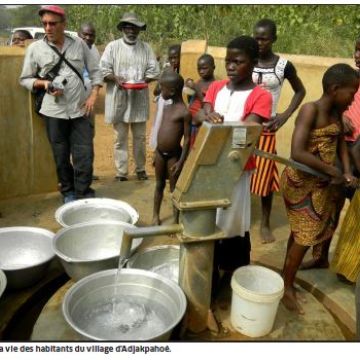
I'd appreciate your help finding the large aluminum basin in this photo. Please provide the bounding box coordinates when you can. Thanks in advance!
[0,269,6,298]
[53,221,142,281]
[127,245,180,283]
[0,227,55,289]
[55,198,139,227]
[62,269,187,341]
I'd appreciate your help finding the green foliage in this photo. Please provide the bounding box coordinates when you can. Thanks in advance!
[8,5,42,28]
[0,5,11,31]
[3,5,360,58]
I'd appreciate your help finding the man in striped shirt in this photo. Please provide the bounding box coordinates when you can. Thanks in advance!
[100,12,160,181]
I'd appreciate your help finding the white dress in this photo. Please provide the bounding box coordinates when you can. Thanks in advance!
[214,87,253,238]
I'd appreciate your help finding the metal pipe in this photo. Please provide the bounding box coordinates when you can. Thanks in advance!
[179,241,215,333]
[120,224,184,259]
[254,149,360,187]
[254,148,330,179]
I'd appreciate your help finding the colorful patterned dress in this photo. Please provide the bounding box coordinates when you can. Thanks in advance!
[281,123,341,247]
[331,189,360,282]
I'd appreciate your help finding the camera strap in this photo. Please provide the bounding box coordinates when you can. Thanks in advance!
[47,43,86,89]
[37,51,64,81]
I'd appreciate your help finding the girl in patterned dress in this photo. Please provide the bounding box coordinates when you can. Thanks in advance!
[281,64,358,314]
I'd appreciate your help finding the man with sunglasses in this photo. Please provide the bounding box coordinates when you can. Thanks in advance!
[19,5,103,203]
[100,12,160,182]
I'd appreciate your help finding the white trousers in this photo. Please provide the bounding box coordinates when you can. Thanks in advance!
[113,121,146,176]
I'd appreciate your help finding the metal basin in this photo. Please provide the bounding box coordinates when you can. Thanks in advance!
[127,245,180,283]
[63,268,187,341]
[0,269,6,298]
[53,221,142,281]
[55,198,139,227]
[0,227,55,289]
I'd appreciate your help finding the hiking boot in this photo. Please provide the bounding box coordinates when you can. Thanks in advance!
[115,175,128,181]
[63,192,76,204]
[136,171,148,180]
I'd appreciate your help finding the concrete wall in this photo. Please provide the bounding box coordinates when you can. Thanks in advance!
[0,46,57,200]
[0,41,354,200]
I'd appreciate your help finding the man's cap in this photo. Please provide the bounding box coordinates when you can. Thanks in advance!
[117,12,146,31]
[38,5,66,18]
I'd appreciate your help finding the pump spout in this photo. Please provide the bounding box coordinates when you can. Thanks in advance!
[120,224,184,259]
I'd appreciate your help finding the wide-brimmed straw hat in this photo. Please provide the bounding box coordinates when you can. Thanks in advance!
[117,12,146,31]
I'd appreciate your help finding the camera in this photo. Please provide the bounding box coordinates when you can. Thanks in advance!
[48,78,67,93]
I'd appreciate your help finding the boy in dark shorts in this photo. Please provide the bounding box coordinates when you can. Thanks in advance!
[152,71,191,225]
[185,54,216,148]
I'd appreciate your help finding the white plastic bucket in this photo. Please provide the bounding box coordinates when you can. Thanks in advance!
[230,265,284,337]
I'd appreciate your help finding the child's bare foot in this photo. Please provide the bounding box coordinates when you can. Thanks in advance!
[282,288,305,315]
[299,258,329,270]
[295,287,307,303]
[152,216,161,226]
[260,225,276,244]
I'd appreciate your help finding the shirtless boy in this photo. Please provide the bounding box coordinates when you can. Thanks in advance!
[152,71,191,225]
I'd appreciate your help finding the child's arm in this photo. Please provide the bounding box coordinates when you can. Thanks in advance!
[153,82,161,97]
[342,114,355,136]
[291,103,343,183]
[243,113,267,125]
[190,82,205,103]
[192,102,222,125]
[171,112,192,178]
[338,134,357,187]
[265,62,306,132]
[350,136,360,173]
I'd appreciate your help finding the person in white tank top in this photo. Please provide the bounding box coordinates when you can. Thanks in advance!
[251,19,306,244]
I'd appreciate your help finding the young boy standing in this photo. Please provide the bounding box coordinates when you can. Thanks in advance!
[152,71,191,225]
[281,64,358,314]
[185,54,216,148]
[150,44,182,152]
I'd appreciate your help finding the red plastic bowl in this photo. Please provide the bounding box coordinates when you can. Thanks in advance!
[122,82,148,90]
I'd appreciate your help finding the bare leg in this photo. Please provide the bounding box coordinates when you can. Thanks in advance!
[260,193,276,243]
[285,233,294,257]
[152,151,166,226]
[283,234,307,303]
[300,239,330,270]
[282,236,309,314]
[168,156,180,224]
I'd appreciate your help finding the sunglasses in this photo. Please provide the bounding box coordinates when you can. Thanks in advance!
[122,25,139,30]
[41,21,63,27]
